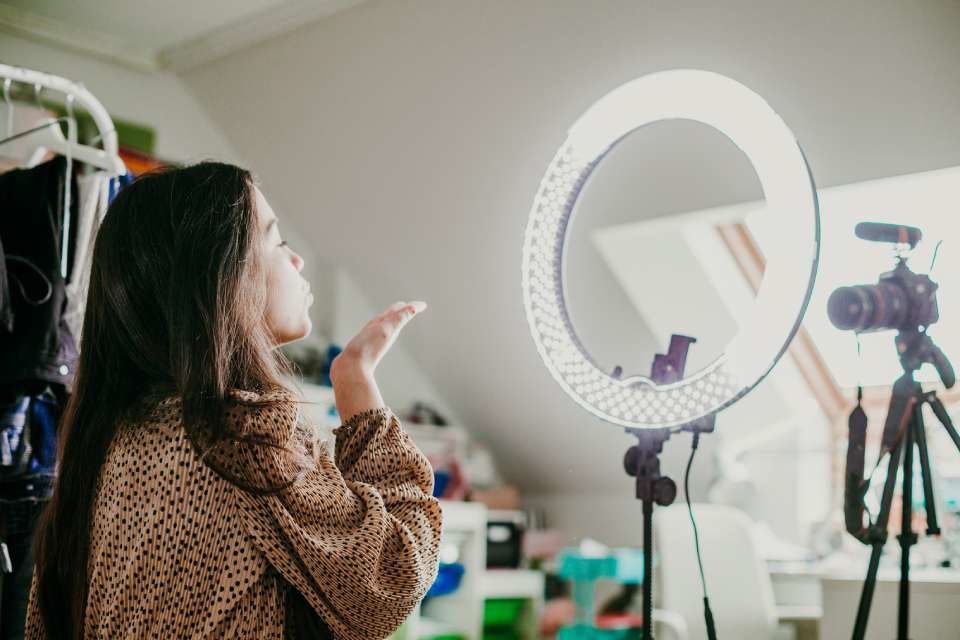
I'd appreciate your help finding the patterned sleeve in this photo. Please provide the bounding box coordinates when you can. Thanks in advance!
[23,575,44,639]
[219,391,441,640]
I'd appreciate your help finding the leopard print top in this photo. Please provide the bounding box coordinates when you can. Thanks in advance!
[24,389,441,639]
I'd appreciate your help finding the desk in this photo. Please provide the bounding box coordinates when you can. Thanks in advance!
[770,561,960,640]
[770,563,823,640]
[820,568,960,640]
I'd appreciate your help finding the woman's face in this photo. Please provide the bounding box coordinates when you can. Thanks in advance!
[256,187,313,345]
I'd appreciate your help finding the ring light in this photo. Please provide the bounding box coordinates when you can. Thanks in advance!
[521,69,820,429]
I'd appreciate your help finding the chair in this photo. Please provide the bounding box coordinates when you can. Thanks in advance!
[654,504,795,640]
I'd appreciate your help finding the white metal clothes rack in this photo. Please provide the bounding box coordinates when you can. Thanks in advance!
[0,62,126,278]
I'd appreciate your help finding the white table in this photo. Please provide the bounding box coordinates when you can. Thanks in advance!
[820,568,960,640]
[770,562,823,640]
[770,560,960,640]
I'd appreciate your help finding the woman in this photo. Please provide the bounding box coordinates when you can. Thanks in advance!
[24,162,441,639]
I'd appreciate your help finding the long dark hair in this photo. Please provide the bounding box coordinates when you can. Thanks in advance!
[33,162,293,639]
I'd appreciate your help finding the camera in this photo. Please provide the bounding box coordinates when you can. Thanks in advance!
[827,222,939,333]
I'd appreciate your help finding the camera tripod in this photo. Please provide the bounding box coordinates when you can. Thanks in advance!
[847,329,960,640]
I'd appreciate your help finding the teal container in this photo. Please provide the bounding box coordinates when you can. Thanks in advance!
[559,624,635,639]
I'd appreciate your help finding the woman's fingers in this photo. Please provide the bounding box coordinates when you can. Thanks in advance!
[386,301,409,315]
[344,300,427,374]
[370,301,412,326]
[377,301,426,325]
[383,301,426,336]
[365,301,405,326]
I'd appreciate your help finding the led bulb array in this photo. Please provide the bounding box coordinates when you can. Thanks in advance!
[522,70,819,429]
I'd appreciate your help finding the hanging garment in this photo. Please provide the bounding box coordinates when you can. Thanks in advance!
[0,387,59,499]
[63,171,110,343]
[0,396,30,474]
[0,386,62,640]
[0,499,45,640]
[0,157,78,386]
[108,170,133,204]
[0,231,11,332]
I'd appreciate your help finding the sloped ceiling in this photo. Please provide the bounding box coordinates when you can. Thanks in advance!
[0,0,366,70]
[179,0,960,495]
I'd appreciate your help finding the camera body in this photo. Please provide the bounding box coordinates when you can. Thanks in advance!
[827,222,939,334]
[828,260,939,333]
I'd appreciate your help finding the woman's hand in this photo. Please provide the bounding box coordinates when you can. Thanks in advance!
[330,301,427,422]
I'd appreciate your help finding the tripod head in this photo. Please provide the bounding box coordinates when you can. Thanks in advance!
[870,329,955,472]
[894,329,956,389]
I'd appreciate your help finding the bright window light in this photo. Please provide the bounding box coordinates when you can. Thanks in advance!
[522,69,820,429]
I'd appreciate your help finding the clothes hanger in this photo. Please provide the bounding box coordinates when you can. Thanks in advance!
[3,79,12,137]
[0,86,75,279]
[0,66,125,279]
[0,83,124,175]
[0,117,72,148]
[59,92,75,279]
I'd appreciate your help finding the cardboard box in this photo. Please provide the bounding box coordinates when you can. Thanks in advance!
[470,485,521,510]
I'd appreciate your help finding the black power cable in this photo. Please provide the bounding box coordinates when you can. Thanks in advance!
[684,431,718,640]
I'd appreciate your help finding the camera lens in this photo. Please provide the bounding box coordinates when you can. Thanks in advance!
[827,282,909,332]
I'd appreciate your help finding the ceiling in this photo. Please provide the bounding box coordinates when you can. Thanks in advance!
[0,0,366,71]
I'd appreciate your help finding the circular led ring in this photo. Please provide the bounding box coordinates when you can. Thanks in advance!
[522,69,820,429]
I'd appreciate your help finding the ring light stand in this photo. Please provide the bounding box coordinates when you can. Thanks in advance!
[522,70,820,639]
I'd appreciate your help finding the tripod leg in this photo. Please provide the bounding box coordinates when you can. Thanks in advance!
[913,401,940,535]
[852,435,904,640]
[928,394,960,455]
[897,409,916,640]
[852,544,884,640]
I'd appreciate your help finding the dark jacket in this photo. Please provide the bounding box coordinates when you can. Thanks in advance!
[0,157,78,387]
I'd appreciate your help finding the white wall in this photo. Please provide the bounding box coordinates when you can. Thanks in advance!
[179,0,960,547]
[331,266,463,422]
